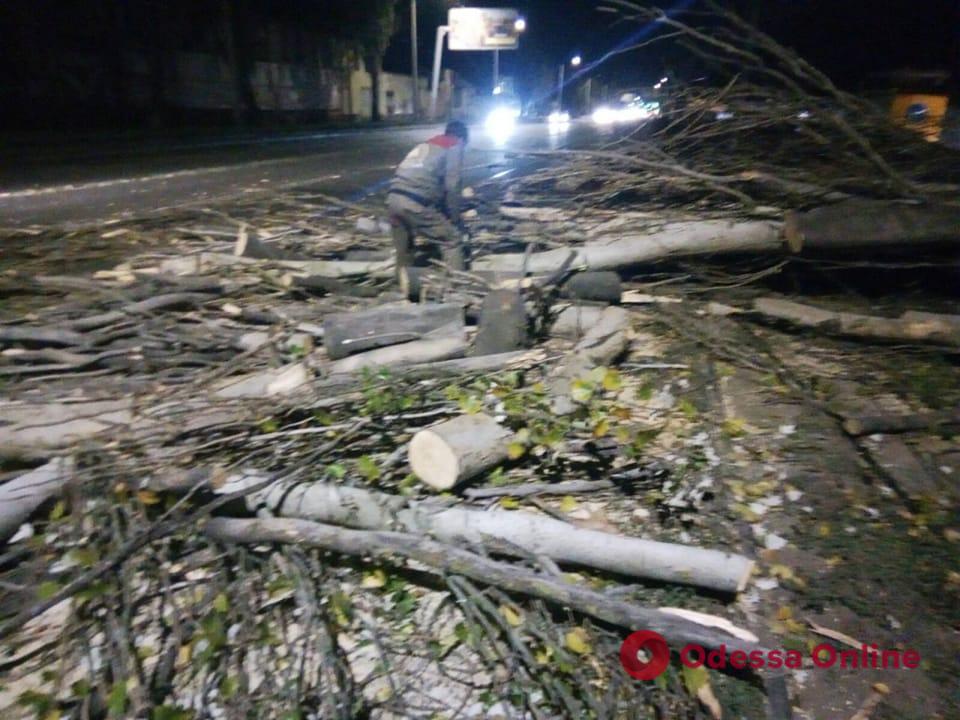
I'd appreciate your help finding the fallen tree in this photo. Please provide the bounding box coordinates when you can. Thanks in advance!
[0,457,73,541]
[216,473,756,593]
[323,302,464,360]
[751,298,960,347]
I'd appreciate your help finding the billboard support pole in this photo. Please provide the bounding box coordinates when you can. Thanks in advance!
[430,25,450,119]
[493,50,500,92]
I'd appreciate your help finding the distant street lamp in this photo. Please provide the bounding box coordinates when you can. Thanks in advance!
[557,55,582,110]
[514,17,527,32]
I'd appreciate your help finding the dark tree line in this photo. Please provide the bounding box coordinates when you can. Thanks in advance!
[0,0,400,129]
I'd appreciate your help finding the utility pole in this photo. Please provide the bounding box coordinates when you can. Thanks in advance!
[493,49,500,92]
[410,0,420,117]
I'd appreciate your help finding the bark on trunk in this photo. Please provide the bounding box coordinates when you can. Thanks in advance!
[323,303,464,360]
[842,409,960,437]
[559,271,623,304]
[205,516,760,639]
[158,252,394,280]
[473,290,527,356]
[752,298,960,347]
[548,306,631,414]
[0,458,74,541]
[409,413,515,490]
[216,475,755,592]
[471,220,784,274]
[328,336,467,374]
[281,273,380,298]
[784,200,960,253]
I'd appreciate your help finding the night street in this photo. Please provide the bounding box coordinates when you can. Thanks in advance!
[0,120,610,227]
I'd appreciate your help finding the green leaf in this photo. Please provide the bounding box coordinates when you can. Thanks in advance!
[681,663,709,696]
[152,706,193,720]
[327,463,346,480]
[219,675,239,699]
[602,369,623,391]
[499,497,520,510]
[212,593,229,613]
[570,380,593,404]
[357,455,381,481]
[506,442,526,460]
[458,394,483,414]
[258,418,279,434]
[678,398,699,420]
[37,581,60,600]
[107,681,128,717]
[49,500,67,521]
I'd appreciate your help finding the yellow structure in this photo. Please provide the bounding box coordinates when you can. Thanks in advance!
[890,92,949,141]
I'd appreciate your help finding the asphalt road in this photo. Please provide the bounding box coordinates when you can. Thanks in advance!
[0,120,616,228]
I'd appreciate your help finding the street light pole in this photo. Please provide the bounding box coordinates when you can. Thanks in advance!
[410,0,419,117]
[493,49,500,93]
[557,63,565,109]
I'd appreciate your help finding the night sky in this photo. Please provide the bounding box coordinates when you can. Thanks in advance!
[385,0,960,95]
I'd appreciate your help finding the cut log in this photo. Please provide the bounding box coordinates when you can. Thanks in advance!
[323,302,464,360]
[281,273,379,298]
[212,362,310,399]
[234,227,297,260]
[213,474,755,593]
[784,200,960,253]
[0,326,87,348]
[0,458,74,541]
[550,305,608,340]
[842,409,960,437]
[206,516,761,646]
[64,292,208,332]
[409,413,515,490]
[159,252,394,280]
[499,205,572,223]
[328,336,467,375]
[473,290,527,356]
[559,271,622,304]
[752,298,960,347]
[548,306,632,414]
[0,400,134,453]
[472,220,784,274]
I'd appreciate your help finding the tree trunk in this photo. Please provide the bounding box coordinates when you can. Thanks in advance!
[473,290,528,356]
[323,303,465,360]
[784,200,960,253]
[366,53,383,121]
[559,271,623,304]
[328,336,467,374]
[548,306,631,414]
[213,475,755,593]
[752,298,960,347]
[222,0,258,125]
[472,220,784,274]
[409,413,515,490]
[0,458,74,541]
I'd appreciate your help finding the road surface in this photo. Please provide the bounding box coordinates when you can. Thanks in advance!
[0,120,618,227]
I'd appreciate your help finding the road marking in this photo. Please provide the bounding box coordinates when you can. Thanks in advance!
[0,157,345,200]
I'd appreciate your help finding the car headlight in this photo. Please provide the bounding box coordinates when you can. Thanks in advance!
[548,111,571,124]
[485,107,518,135]
[592,106,616,125]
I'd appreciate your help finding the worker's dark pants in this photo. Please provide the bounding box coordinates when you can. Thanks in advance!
[387,193,465,280]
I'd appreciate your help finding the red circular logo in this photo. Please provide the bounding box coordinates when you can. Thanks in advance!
[619,630,670,680]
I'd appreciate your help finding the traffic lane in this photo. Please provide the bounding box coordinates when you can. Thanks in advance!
[0,126,446,227]
[0,125,447,192]
[0,119,616,227]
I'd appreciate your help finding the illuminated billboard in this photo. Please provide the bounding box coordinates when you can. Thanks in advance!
[448,8,522,51]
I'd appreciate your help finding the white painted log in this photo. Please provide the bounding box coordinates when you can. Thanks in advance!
[409,413,515,490]
[219,474,754,593]
[472,220,784,274]
[328,336,467,375]
[0,458,74,541]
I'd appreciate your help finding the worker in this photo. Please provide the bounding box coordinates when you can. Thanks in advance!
[387,120,469,280]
